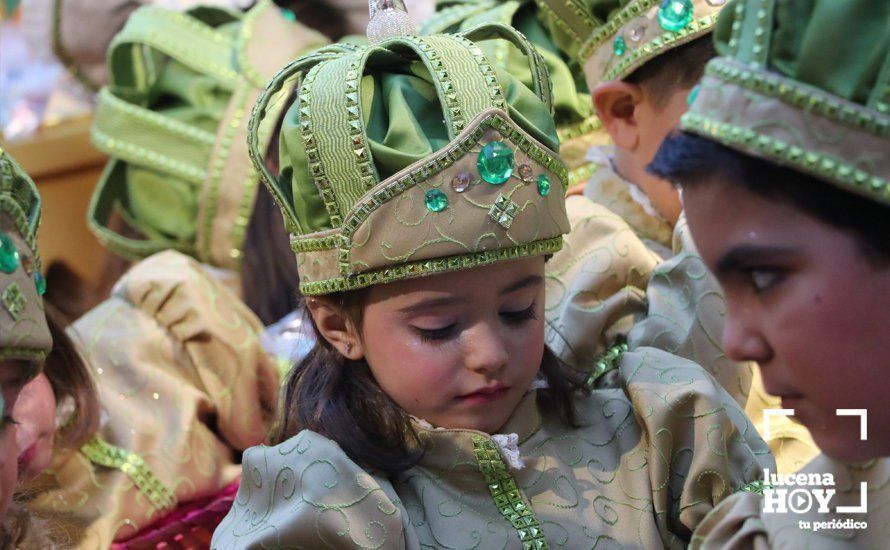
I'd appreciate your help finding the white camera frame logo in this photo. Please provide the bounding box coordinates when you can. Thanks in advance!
[761,408,868,516]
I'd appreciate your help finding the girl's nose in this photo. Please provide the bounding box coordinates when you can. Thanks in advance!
[463,323,509,375]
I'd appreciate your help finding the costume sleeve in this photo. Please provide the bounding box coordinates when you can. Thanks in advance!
[212,431,409,549]
[617,346,775,545]
[34,251,279,546]
[544,195,658,374]
[627,215,753,408]
[112,250,279,449]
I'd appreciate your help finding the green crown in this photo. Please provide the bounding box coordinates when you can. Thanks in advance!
[249,24,571,295]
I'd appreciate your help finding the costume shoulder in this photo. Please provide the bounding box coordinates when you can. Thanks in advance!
[628,215,753,407]
[614,345,775,544]
[545,194,658,371]
[70,249,278,450]
[212,431,410,549]
[691,456,890,549]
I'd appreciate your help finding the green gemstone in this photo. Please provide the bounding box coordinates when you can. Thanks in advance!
[657,0,694,32]
[425,189,448,212]
[477,141,514,185]
[35,271,46,296]
[687,84,700,105]
[537,174,551,196]
[613,35,627,56]
[0,233,19,274]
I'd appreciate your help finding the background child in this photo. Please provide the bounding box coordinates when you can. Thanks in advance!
[650,0,890,546]
[211,16,771,548]
[0,148,55,543]
[527,0,817,473]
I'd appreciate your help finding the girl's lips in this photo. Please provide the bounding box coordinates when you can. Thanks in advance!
[458,385,510,405]
[17,441,38,467]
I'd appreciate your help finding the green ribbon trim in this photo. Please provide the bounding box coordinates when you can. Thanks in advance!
[472,435,549,549]
[81,436,177,512]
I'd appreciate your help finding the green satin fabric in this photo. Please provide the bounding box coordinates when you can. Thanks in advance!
[713,0,889,108]
[279,45,559,234]
[425,0,594,131]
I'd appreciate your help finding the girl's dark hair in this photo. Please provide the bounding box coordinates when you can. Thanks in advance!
[649,132,890,263]
[240,183,302,326]
[43,302,101,449]
[274,290,587,475]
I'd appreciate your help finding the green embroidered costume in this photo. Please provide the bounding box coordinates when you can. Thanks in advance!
[679,0,890,547]
[211,11,772,548]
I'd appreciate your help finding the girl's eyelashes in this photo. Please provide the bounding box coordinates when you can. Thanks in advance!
[500,302,538,325]
[2,415,17,427]
[415,324,457,343]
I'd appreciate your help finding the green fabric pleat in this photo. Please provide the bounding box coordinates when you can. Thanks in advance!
[713,0,889,109]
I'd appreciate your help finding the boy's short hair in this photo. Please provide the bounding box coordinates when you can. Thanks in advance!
[624,36,716,109]
[650,132,890,264]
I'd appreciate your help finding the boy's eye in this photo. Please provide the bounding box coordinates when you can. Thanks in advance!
[500,303,537,324]
[748,268,784,293]
[2,415,17,427]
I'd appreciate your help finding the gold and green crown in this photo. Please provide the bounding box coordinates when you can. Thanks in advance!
[0,148,52,367]
[535,0,727,86]
[423,0,607,186]
[249,24,571,296]
[88,0,328,271]
[682,0,889,204]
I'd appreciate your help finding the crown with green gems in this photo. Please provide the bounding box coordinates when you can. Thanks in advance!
[422,0,606,187]
[0,148,53,366]
[682,0,889,205]
[248,23,571,296]
[87,0,328,271]
[534,0,728,87]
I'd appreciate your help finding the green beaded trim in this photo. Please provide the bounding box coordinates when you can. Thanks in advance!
[291,234,341,252]
[111,7,239,85]
[599,14,719,82]
[533,0,594,51]
[407,36,471,134]
[0,195,38,257]
[0,348,46,363]
[299,60,345,228]
[197,82,253,266]
[705,60,890,138]
[585,342,627,388]
[682,112,888,202]
[568,162,598,186]
[578,0,661,61]
[740,479,771,495]
[300,238,562,295]
[450,34,508,111]
[301,237,562,295]
[472,436,549,549]
[81,436,177,512]
[726,0,745,54]
[557,115,602,142]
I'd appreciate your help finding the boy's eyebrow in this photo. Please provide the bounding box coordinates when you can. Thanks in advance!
[499,275,543,295]
[716,244,796,275]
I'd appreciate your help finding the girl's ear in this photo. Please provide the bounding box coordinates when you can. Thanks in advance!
[306,298,365,360]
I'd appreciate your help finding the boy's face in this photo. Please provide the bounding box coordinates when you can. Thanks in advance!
[593,81,693,223]
[683,178,890,462]
[357,258,546,434]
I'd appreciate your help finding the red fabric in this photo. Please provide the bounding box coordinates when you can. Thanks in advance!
[111,479,240,550]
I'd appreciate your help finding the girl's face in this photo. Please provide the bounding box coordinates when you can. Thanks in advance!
[683,179,890,462]
[357,257,546,434]
[14,372,56,481]
[0,360,33,519]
